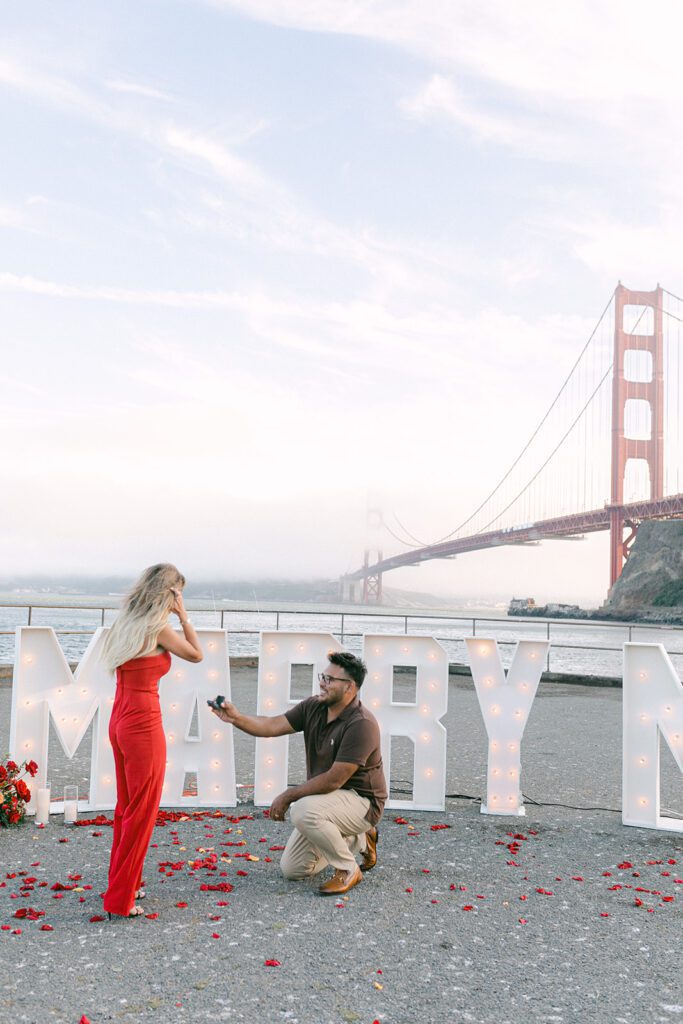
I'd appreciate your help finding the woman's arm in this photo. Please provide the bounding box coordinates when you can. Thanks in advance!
[157,590,203,663]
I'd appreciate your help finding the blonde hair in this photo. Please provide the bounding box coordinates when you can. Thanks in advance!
[101,563,186,672]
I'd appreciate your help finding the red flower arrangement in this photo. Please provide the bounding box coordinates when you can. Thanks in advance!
[0,756,38,827]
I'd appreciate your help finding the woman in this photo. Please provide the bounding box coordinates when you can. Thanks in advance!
[101,563,203,919]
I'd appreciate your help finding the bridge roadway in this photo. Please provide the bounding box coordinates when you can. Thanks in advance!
[349,492,683,578]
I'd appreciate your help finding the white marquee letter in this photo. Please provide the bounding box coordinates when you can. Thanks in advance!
[160,630,236,807]
[10,627,115,811]
[623,643,683,833]
[466,638,548,815]
[362,635,448,811]
[254,632,342,805]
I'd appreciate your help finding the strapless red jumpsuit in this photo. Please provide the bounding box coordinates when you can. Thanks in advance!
[103,651,171,916]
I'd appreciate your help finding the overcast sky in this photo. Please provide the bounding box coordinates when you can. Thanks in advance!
[2,1,681,605]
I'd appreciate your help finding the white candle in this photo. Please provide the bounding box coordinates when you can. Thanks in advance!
[35,787,51,825]
[63,786,78,826]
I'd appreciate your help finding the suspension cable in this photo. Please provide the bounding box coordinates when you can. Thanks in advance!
[474,302,651,534]
[390,288,617,548]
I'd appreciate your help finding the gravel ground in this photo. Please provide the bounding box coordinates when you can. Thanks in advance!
[1,668,681,1024]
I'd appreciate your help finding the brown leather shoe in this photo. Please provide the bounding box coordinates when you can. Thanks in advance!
[360,827,378,872]
[318,866,363,896]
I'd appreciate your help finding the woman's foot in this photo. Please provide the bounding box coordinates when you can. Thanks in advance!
[107,905,145,920]
[135,888,146,900]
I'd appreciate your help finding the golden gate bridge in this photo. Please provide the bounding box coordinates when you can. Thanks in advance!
[345,283,683,602]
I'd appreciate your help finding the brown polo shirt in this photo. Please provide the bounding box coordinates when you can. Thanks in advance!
[285,695,387,826]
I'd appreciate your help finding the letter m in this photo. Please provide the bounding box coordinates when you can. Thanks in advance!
[9,627,115,811]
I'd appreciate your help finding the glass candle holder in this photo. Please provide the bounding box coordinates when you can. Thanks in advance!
[63,785,78,826]
[35,786,51,826]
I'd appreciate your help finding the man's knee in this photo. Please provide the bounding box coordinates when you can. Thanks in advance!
[289,795,324,831]
[280,848,314,881]
[280,853,302,880]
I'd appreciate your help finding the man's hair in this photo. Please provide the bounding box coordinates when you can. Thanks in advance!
[329,650,367,688]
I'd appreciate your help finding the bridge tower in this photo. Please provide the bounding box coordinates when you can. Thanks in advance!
[610,283,664,586]
[362,505,384,604]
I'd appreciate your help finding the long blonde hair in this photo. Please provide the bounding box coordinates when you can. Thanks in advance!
[101,563,186,672]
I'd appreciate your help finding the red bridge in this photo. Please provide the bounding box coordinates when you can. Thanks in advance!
[346,284,683,601]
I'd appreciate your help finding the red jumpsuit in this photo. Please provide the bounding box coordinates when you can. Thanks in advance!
[103,651,171,916]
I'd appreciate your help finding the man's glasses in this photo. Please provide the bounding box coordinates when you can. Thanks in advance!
[318,673,352,686]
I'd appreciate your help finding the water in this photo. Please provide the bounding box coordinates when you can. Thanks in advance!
[2,596,682,678]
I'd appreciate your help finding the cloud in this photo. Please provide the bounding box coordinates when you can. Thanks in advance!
[204,2,683,182]
[0,50,455,295]
[202,1,683,104]
[104,78,172,101]
[399,74,578,162]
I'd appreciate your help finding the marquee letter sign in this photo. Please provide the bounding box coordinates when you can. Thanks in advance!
[622,643,683,834]
[8,627,682,832]
[253,631,342,805]
[363,635,448,811]
[159,629,236,807]
[9,627,114,811]
[466,637,548,815]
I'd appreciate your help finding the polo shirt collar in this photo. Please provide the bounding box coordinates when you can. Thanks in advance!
[336,694,360,722]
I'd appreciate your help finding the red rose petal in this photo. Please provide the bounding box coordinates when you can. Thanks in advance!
[264,959,280,967]
[600,912,610,917]
[175,902,188,908]
[89,915,105,923]
[518,918,527,924]
[462,905,474,911]
[145,913,159,920]
[212,933,220,939]
[40,924,54,931]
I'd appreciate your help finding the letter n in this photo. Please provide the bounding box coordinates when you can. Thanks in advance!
[623,643,683,833]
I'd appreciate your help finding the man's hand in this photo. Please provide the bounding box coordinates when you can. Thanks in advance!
[210,700,240,725]
[269,790,293,822]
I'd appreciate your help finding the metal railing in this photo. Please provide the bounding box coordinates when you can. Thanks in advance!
[1,600,682,676]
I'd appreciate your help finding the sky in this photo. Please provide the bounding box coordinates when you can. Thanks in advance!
[2,1,682,606]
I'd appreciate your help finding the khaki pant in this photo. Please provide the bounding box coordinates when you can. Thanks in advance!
[280,790,372,878]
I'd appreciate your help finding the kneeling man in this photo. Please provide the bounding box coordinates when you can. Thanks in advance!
[212,651,387,895]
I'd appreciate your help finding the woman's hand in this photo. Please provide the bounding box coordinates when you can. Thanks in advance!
[170,588,187,621]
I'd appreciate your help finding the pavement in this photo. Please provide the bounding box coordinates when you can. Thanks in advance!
[0,668,681,1024]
